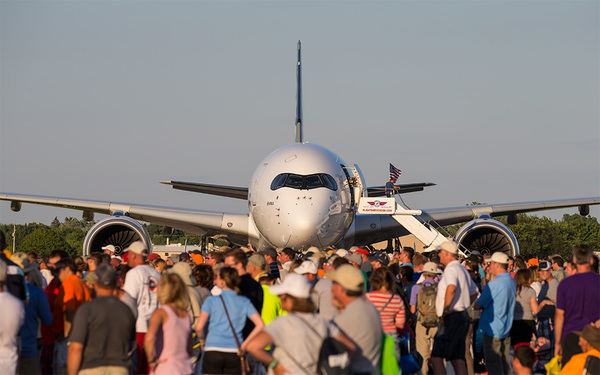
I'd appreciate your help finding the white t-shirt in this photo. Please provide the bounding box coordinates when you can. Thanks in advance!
[435,260,478,317]
[0,291,25,375]
[123,264,160,332]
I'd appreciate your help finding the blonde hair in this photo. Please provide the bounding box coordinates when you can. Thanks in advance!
[158,273,189,311]
[529,266,541,283]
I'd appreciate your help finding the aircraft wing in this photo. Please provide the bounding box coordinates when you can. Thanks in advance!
[366,182,436,197]
[419,197,600,226]
[0,193,251,240]
[352,197,600,246]
[160,181,248,199]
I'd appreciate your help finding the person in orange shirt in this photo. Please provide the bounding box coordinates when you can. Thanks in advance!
[559,324,600,375]
[54,257,91,374]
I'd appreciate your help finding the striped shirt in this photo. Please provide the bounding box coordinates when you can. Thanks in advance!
[366,291,405,334]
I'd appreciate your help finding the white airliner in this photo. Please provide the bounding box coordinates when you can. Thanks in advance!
[1,41,599,256]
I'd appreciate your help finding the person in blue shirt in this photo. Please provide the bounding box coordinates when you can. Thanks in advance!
[474,252,516,375]
[385,179,395,197]
[18,262,53,374]
[196,266,264,374]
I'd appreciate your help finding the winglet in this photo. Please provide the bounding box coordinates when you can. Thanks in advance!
[295,40,303,143]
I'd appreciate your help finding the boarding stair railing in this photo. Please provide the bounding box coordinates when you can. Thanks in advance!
[392,194,470,257]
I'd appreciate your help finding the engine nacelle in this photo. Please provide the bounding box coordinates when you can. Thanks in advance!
[82,212,152,256]
[453,214,519,256]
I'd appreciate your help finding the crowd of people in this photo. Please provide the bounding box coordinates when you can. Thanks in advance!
[0,227,599,375]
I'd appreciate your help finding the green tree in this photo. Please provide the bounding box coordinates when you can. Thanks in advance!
[20,227,72,256]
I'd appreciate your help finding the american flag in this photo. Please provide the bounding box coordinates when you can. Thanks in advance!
[389,163,401,182]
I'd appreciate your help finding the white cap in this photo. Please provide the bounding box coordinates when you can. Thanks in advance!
[489,252,509,264]
[436,240,458,254]
[422,262,442,275]
[335,249,349,258]
[270,274,311,298]
[293,260,318,275]
[102,245,116,252]
[125,241,149,256]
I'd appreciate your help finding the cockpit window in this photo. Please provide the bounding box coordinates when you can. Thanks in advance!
[270,173,338,191]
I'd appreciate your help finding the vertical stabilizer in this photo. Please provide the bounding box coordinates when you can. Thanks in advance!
[295,40,303,143]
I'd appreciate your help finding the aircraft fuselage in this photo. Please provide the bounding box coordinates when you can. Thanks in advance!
[248,143,354,250]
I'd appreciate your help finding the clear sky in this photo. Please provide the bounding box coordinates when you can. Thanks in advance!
[1,1,598,226]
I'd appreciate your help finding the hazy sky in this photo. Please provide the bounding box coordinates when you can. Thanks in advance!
[1,1,598,226]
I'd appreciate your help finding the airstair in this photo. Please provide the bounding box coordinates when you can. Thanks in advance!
[347,164,450,251]
[389,196,449,251]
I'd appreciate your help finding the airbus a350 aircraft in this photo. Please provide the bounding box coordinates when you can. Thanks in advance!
[2,42,599,256]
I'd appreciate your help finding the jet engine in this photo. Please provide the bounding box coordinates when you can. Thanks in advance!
[453,214,519,256]
[82,212,152,256]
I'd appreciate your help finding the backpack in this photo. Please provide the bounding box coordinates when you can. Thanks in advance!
[293,315,351,375]
[416,282,439,328]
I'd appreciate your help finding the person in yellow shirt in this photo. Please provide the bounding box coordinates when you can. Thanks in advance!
[559,324,600,374]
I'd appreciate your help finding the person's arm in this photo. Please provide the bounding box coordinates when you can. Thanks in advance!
[245,330,289,375]
[39,291,54,325]
[195,311,209,348]
[334,330,357,358]
[64,308,75,337]
[144,308,166,372]
[443,284,456,313]
[531,297,541,315]
[240,312,265,351]
[554,308,565,358]
[67,341,84,375]
[395,297,406,329]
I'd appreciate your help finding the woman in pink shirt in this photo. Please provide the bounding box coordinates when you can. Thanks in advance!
[145,273,193,375]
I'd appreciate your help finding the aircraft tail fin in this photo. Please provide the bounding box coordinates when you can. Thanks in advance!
[295,40,303,143]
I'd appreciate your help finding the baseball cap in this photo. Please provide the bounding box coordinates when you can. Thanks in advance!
[125,241,149,256]
[168,262,195,286]
[102,245,116,253]
[573,324,600,351]
[326,264,364,292]
[270,273,311,298]
[190,253,204,265]
[259,248,278,260]
[179,253,191,262]
[436,240,458,254]
[345,253,363,266]
[293,260,318,275]
[335,249,349,258]
[355,248,369,255]
[527,258,539,267]
[169,254,180,264]
[147,253,160,262]
[11,252,37,273]
[538,261,552,271]
[489,252,509,264]
[422,262,442,275]
[248,253,267,270]
[95,263,116,288]
[369,252,389,266]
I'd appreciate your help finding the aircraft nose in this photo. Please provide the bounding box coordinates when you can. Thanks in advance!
[279,193,347,249]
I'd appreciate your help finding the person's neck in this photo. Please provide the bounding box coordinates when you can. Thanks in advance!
[576,264,592,273]
[95,287,114,297]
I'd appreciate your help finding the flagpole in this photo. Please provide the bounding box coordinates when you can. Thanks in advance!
[12,224,16,253]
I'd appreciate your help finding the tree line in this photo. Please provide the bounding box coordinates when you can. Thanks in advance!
[1,213,598,258]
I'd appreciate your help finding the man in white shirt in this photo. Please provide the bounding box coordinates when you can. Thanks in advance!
[430,241,478,375]
[0,259,25,375]
[122,241,160,374]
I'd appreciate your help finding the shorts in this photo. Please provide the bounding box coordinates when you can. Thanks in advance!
[431,310,470,361]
